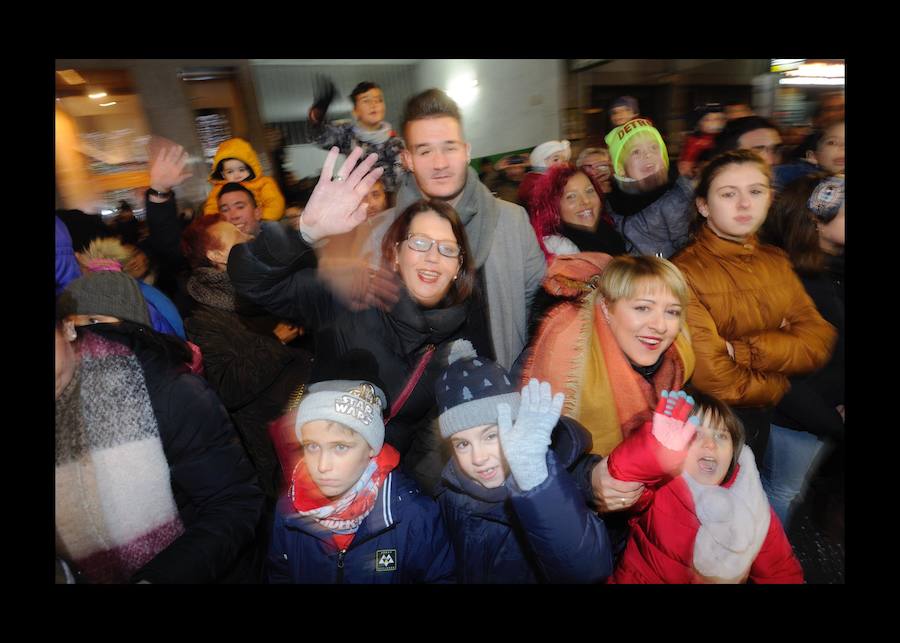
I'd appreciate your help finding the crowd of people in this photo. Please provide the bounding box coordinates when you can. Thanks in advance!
[55,79,844,584]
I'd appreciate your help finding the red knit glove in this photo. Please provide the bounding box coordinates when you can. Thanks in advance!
[652,390,699,452]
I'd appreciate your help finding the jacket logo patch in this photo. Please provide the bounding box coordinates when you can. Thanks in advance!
[375,549,397,572]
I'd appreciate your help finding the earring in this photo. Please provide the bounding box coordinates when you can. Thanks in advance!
[598,297,611,323]
[453,274,458,281]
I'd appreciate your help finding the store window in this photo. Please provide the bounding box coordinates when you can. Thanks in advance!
[55,68,152,218]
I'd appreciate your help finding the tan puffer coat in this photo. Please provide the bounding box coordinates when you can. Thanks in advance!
[672,225,835,407]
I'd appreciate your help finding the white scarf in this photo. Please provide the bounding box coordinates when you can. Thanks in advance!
[352,121,393,145]
[682,447,772,583]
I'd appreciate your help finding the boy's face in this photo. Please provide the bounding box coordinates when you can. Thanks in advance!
[449,424,509,489]
[683,414,734,486]
[610,106,636,126]
[352,88,386,129]
[301,420,375,499]
[622,133,664,181]
[222,159,251,183]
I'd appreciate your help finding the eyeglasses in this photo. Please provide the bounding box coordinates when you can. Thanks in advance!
[403,233,462,259]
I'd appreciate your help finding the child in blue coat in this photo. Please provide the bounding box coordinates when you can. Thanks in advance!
[266,351,455,583]
[435,340,613,583]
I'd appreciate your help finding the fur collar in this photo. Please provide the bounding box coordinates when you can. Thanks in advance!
[682,447,771,583]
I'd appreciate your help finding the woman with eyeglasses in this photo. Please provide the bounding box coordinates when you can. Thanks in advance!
[229,147,479,495]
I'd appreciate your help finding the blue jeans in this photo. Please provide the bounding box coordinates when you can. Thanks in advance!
[761,424,826,530]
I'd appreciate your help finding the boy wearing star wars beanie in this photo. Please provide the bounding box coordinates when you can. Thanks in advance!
[602,118,695,258]
[266,350,455,583]
[434,340,612,583]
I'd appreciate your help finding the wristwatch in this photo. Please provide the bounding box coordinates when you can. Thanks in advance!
[147,187,173,199]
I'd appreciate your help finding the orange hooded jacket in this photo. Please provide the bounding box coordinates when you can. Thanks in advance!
[203,138,285,221]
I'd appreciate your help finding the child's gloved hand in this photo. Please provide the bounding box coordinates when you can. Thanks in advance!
[651,390,700,452]
[498,379,565,491]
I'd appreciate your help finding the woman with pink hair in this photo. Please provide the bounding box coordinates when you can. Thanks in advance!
[529,163,625,261]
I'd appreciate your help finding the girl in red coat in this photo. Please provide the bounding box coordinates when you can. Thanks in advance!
[607,389,803,584]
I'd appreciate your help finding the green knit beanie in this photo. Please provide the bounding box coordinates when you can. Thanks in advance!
[604,118,669,178]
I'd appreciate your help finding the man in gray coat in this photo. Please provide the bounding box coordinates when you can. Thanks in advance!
[367,89,546,371]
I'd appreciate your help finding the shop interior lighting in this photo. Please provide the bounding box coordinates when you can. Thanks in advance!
[785,63,844,78]
[447,76,479,108]
[99,101,117,107]
[57,69,86,85]
[88,91,108,99]
[779,77,845,86]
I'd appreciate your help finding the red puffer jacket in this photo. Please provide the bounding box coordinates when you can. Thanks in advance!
[606,422,803,584]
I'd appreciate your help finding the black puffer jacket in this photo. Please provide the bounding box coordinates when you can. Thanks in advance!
[89,325,265,584]
[228,223,471,492]
[184,287,313,500]
[772,260,845,440]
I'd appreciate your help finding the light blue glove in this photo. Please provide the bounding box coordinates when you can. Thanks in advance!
[498,378,566,491]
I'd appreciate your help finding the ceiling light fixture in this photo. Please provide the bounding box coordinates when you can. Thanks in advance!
[88,92,108,99]
[99,101,117,107]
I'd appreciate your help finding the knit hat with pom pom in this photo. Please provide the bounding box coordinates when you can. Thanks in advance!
[435,339,521,438]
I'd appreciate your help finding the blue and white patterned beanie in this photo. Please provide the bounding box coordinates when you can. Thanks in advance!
[436,340,521,438]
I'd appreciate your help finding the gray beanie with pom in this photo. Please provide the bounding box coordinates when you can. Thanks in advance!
[435,339,521,438]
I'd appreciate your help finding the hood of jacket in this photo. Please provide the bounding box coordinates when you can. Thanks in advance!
[209,138,263,184]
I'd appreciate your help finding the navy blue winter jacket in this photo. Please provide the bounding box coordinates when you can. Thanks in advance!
[436,417,613,584]
[266,468,455,583]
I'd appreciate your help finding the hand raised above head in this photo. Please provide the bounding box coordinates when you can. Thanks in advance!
[652,389,699,452]
[497,379,565,491]
[299,147,384,243]
[149,141,192,193]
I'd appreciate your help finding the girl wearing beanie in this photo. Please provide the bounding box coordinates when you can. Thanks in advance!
[267,351,455,584]
[434,340,612,583]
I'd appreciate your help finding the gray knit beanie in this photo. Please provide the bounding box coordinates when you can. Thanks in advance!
[436,339,520,438]
[59,271,152,327]
[294,349,388,453]
[294,380,387,453]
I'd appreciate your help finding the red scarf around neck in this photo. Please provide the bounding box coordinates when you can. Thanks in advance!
[290,445,400,550]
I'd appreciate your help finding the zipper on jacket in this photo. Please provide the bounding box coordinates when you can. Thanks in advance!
[336,549,347,584]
